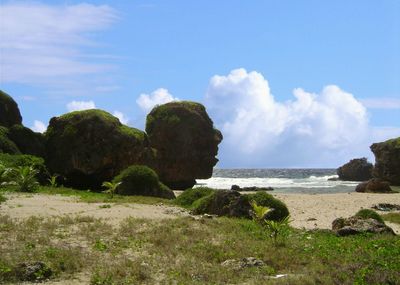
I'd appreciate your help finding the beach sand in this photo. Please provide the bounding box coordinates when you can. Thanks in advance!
[1,192,399,233]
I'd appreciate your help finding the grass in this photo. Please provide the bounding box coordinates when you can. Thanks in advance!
[0,186,173,205]
[382,213,400,225]
[0,214,399,284]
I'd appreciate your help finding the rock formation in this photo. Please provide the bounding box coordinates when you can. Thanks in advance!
[8,125,46,158]
[370,138,400,185]
[0,126,20,154]
[45,109,154,189]
[146,101,222,189]
[337,158,373,181]
[332,216,395,236]
[355,178,394,193]
[0,90,22,128]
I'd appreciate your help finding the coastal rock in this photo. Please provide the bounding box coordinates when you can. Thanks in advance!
[370,137,400,185]
[146,101,222,189]
[0,126,20,154]
[192,190,251,218]
[355,178,394,193]
[332,216,395,236]
[45,109,154,189]
[231,185,274,191]
[0,90,22,128]
[372,203,400,211]
[8,125,46,158]
[337,158,373,181]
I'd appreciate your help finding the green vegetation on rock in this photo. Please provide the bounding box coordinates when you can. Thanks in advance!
[355,209,384,223]
[0,127,20,154]
[8,125,46,157]
[0,90,22,128]
[174,187,216,208]
[113,165,175,199]
[246,192,290,221]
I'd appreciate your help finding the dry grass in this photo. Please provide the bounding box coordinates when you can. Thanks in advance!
[0,214,399,284]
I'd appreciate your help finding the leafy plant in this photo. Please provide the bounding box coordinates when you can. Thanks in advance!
[47,174,59,188]
[101,181,121,199]
[0,163,12,186]
[250,200,271,224]
[7,166,39,192]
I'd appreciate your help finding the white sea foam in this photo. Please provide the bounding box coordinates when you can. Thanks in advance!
[196,175,359,190]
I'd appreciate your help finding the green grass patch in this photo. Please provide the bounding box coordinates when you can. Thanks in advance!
[382,213,400,225]
[355,209,384,223]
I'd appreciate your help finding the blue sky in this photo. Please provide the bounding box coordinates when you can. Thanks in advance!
[1,0,399,167]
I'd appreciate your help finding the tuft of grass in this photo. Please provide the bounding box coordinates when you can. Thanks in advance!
[381,212,400,225]
[0,193,6,204]
[355,209,384,223]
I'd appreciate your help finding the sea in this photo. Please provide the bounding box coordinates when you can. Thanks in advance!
[196,169,360,194]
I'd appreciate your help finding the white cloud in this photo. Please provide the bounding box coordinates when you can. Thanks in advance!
[136,88,179,113]
[360,98,400,109]
[66,100,96,112]
[0,2,117,84]
[206,68,371,167]
[31,120,47,133]
[113,111,129,125]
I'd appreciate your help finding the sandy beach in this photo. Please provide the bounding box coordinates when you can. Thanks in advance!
[1,191,399,234]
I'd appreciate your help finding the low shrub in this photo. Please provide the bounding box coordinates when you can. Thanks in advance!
[174,187,216,208]
[246,192,289,221]
[0,127,20,154]
[113,165,175,199]
[355,209,384,223]
[0,153,49,184]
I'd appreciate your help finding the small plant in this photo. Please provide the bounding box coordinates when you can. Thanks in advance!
[0,163,12,186]
[101,181,121,199]
[7,166,39,192]
[47,174,59,188]
[250,200,291,245]
[355,209,384,223]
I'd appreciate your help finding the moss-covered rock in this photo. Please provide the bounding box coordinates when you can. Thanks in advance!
[174,187,216,208]
[0,127,20,154]
[0,90,22,128]
[371,137,400,185]
[146,101,222,189]
[45,109,154,189]
[337,158,373,181]
[246,192,290,221]
[8,125,46,158]
[113,165,175,199]
[355,209,384,223]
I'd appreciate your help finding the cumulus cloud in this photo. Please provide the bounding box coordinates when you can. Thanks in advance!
[31,120,47,133]
[206,68,370,167]
[66,100,96,112]
[136,88,179,113]
[0,2,117,84]
[113,111,129,125]
[361,98,400,109]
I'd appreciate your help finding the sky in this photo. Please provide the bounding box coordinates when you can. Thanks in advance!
[0,0,399,168]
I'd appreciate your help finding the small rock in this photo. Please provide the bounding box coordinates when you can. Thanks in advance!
[231,185,274,192]
[332,216,395,236]
[16,261,52,281]
[307,218,317,221]
[372,203,400,211]
[221,257,264,270]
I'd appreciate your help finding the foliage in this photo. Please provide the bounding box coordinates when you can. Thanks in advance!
[0,153,48,184]
[0,193,5,204]
[246,192,289,221]
[250,200,270,224]
[7,166,39,192]
[47,175,59,188]
[113,165,175,199]
[0,127,20,154]
[355,209,384,223]
[174,187,216,208]
[0,163,12,186]
[101,181,121,199]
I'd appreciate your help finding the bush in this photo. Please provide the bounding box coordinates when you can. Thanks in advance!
[355,209,384,223]
[0,127,20,154]
[0,153,49,185]
[174,187,216,208]
[246,192,289,221]
[113,165,175,199]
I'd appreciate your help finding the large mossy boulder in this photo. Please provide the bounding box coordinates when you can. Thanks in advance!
[8,125,46,158]
[371,138,400,185]
[113,165,175,199]
[174,187,216,208]
[0,127,20,154]
[146,101,222,189]
[337,158,373,181]
[0,90,22,128]
[45,109,154,189]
